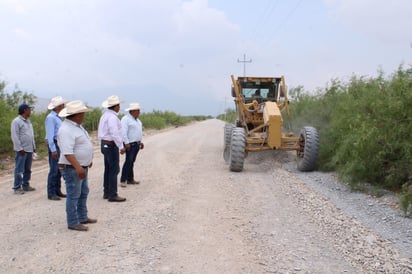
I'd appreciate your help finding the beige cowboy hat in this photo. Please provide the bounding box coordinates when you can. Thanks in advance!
[47,96,69,110]
[59,100,92,117]
[125,103,141,111]
[102,95,124,108]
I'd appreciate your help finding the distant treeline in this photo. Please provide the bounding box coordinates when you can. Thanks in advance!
[0,81,210,158]
[218,65,412,214]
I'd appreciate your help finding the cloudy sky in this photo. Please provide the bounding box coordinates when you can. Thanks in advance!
[0,0,411,115]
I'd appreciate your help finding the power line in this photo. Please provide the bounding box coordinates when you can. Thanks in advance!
[237,54,252,77]
[250,0,280,39]
[262,0,303,46]
[277,0,303,31]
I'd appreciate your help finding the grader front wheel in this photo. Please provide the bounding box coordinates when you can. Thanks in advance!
[297,126,319,171]
[229,127,246,172]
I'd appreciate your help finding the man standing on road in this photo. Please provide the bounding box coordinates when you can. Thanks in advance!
[98,95,126,202]
[58,100,96,231]
[11,103,36,194]
[45,96,68,201]
[120,103,144,188]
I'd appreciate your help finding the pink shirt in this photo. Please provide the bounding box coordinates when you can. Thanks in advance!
[97,109,124,150]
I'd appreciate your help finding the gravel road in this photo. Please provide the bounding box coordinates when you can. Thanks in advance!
[0,119,411,273]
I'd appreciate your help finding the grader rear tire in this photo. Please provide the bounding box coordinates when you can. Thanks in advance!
[223,123,234,163]
[229,127,246,172]
[297,126,319,171]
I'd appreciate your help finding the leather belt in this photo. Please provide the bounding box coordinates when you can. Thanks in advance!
[59,164,88,169]
[101,140,115,145]
[129,141,141,145]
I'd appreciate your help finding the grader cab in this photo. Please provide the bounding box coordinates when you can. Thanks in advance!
[224,75,319,172]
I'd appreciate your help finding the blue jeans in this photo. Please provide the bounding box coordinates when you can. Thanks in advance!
[13,151,33,190]
[61,167,89,227]
[101,142,119,198]
[120,142,140,182]
[47,141,62,196]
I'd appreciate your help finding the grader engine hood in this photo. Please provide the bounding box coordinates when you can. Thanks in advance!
[263,102,282,148]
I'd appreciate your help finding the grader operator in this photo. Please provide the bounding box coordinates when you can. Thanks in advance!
[223,75,319,172]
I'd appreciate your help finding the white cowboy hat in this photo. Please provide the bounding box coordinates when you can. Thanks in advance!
[59,100,92,117]
[125,103,141,111]
[47,96,68,110]
[102,95,124,108]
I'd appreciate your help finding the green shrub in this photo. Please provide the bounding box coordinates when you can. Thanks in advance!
[289,65,412,192]
[30,112,47,157]
[83,108,102,132]
[140,114,167,129]
[139,110,206,130]
[399,183,412,216]
[216,108,237,124]
[0,82,37,154]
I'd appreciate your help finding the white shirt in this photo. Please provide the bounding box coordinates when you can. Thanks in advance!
[97,109,124,149]
[58,119,93,166]
[121,113,143,144]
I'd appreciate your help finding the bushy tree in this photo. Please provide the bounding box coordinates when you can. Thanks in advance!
[0,81,38,154]
[83,108,102,131]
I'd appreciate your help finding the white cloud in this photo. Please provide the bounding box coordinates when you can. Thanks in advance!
[12,27,31,39]
[1,0,29,15]
[324,0,412,44]
[0,0,242,114]
[174,0,238,35]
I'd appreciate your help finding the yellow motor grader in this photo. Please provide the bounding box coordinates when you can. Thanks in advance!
[224,75,319,172]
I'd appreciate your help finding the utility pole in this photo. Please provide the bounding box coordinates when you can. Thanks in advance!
[237,54,252,77]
